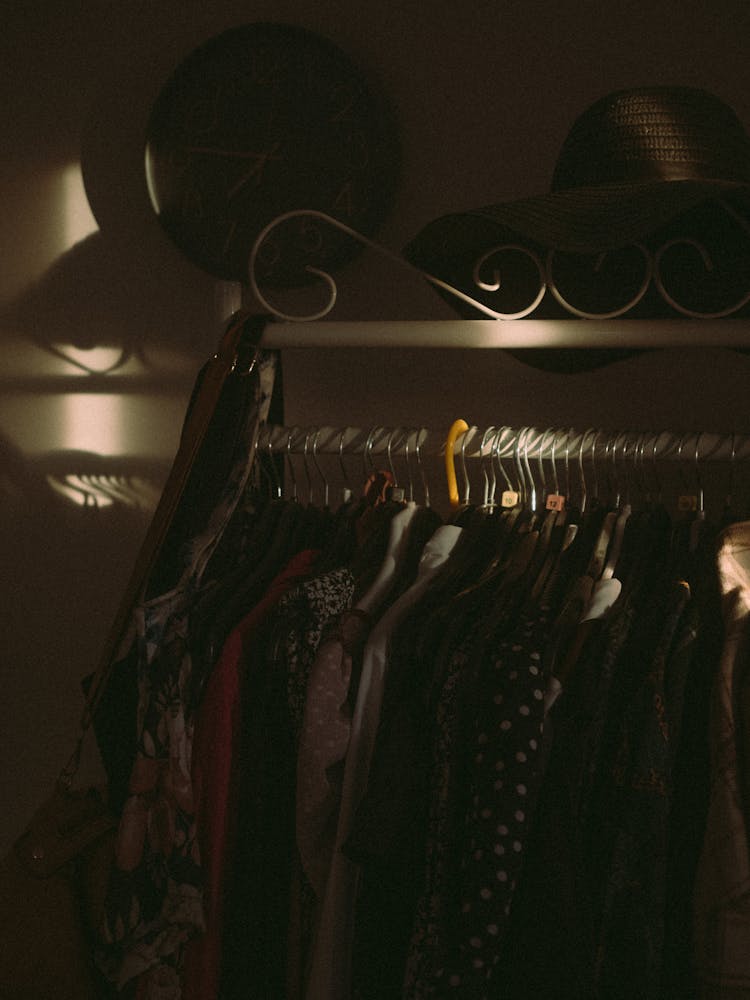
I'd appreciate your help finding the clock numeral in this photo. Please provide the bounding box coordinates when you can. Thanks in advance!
[298,218,324,253]
[333,181,355,220]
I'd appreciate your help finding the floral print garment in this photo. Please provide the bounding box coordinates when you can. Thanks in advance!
[97,351,277,997]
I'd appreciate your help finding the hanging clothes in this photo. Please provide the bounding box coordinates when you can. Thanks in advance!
[90,398,750,1000]
[183,546,321,1000]
[305,523,465,1000]
[94,333,277,997]
[693,521,750,996]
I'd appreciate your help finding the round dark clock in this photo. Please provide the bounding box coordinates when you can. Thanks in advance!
[144,22,401,286]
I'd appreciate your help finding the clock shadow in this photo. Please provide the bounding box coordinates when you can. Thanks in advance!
[2,228,222,361]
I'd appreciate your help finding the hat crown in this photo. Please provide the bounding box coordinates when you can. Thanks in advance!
[551,86,750,191]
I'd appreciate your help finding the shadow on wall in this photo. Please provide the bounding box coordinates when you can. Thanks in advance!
[1,228,222,360]
[0,186,228,856]
[0,423,153,851]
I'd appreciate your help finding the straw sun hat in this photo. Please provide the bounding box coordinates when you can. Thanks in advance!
[404,86,750,370]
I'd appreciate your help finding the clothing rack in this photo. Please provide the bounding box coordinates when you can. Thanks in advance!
[93,214,750,1000]
[257,423,750,463]
[256,423,750,515]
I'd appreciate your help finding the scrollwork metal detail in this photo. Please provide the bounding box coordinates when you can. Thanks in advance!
[546,244,653,320]
[248,209,536,321]
[248,205,750,322]
[471,245,546,319]
[653,228,750,319]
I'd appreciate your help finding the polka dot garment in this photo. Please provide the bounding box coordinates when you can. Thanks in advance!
[431,602,553,998]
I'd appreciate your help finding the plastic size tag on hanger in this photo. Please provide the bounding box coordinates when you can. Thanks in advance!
[545,493,566,512]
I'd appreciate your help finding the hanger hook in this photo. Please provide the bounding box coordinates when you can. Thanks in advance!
[338,427,353,503]
[536,428,551,501]
[416,427,431,507]
[676,431,693,498]
[515,427,534,510]
[445,419,470,510]
[479,426,496,508]
[607,432,619,508]
[302,428,315,504]
[524,427,540,512]
[489,428,502,508]
[632,431,647,504]
[493,427,514,497]
[550,429,560,497]
[589,428,602,501]
[563,428,573,503]
[578,428,595,513]
[386,427,400,487]
[267,428,282,499]
[460,426,476,506]
[312,428,329,508]
[363,426,379,480]
[615,431,631,506]
[403,429,414,502]
[286,426,299,501]
[694,431,705,514]
[726,430,737,513]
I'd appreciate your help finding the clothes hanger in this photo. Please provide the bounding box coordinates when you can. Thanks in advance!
[353,428,421,617]
[598,432,633,581]
[689,432,708,552]
[721,431,740,525]
[403,428,418,504]
[454,425,487,527]
[523,428,576,599]
[537,427,606,613]
[195,425,317,667]
[580,430,619,581]
[387,428,445,600]
[414,426,432,510]
[573,431,636,625]
[347,427,414,598]
[530,428,583,602]
[445,418,470,513]
[477,425,498,512]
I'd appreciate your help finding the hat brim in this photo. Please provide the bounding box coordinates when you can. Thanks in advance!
[402,180,750,372]
[404,179,750,265]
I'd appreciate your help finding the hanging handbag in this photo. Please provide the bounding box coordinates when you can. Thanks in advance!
[0,313,268,1000]
[0,784,116,1000]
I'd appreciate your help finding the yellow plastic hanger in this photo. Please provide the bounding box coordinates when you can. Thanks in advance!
[445,418,470,509]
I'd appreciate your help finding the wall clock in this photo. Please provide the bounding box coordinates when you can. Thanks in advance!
[144,22,401,287]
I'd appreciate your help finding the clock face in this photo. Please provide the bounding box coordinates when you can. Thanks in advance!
[144,22,401,286]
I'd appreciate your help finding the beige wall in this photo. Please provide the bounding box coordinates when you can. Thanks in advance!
[2,0,749,853]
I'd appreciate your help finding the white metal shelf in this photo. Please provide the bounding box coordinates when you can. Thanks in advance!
[260,318,750,350]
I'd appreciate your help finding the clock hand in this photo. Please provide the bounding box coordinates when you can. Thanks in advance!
[226,142,283,199]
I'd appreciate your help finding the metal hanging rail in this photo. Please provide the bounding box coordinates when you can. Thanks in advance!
[256,424,750,464]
